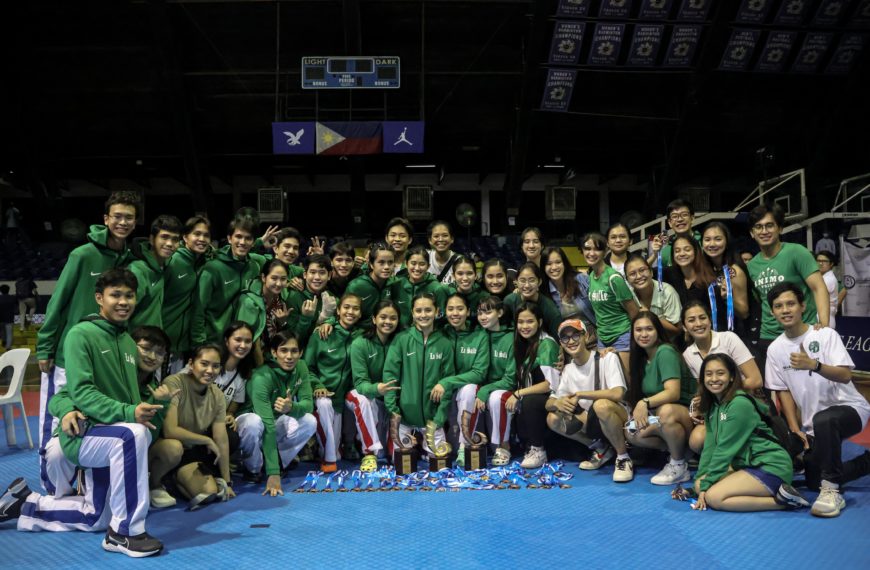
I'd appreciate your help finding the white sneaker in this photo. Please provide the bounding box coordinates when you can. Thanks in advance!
[650,461,690,486]
[492,447,511,466]
[520,446,547,469]
[612,457,634,483]
[579,446,615,470]
[811,485,846,518]
[149,488,176,509]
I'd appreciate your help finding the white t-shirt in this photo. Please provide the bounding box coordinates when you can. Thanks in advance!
[683,330,755,379]
[428,250,457,285]
[554,351,627,412]
[765,327,869,435]
[822,271,838,321]
[213,368,247,405]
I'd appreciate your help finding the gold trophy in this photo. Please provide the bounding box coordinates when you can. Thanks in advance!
[461,410,488,470]
[426,419,453,471]
[390,413,417,475]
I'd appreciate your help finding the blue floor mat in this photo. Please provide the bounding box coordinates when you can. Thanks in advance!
[1,416,869,569]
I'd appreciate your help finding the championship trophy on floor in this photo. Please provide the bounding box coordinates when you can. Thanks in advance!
[391,413,417,475]
[426,419,453,471]
[460,410,488,470]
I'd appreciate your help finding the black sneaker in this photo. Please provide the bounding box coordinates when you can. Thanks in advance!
[102,527,164,558]
[775,483,810,509]
[0,477,31,522]
[342,442,361,461]
[241,466,263,484]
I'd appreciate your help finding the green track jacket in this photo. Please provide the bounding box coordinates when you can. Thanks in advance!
[162,246,208,354]
[349,334,392,401]
[305,324,360,411]
[191,246,261,344]
[388,273,447,327]
[127,242,166,330]
[433,325,490,424]
[476,328,517,402]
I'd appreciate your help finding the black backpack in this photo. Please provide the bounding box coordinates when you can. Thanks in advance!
[736,393,804,459]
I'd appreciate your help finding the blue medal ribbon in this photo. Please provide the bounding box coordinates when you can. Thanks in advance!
[657,251,664,292]
[723,264,734,331]
[708,283,719,332]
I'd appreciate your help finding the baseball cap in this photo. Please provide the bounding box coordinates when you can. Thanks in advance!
[558,319,586,338]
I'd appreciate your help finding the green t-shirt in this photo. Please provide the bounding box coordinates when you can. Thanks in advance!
[588,265,634,344]
[747,242,819,340]
[642,344,695,406]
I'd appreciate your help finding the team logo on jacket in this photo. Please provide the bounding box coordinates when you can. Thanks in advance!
[719,412,728,421]
[494,350,508,359]
[429,353,443,360]
[460,347,477,355]
[125,353,136,365]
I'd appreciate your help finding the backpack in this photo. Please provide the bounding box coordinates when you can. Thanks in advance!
[736,393,804,459]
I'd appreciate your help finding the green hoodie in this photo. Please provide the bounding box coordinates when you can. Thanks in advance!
[503,292,563,340]
[477,328,517,402]
[445,282,487,322]
[236,279,291,343]
[349,334,392,401]
[57,316,141,464]
[37,225,132,367]
[696,392,793,492]
[389,273,447,328]
[162,246,208,354]
[305,324,360,411]
[285,287,330,346]
[127,242,167,330]
[517,336,561,387]
[384,327,456,427]
[191,245,261,345]
[238,360,314,476]
[346,273,392,323]
[433,325,491,424]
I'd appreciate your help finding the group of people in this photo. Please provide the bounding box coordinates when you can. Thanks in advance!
[0,191,867,558]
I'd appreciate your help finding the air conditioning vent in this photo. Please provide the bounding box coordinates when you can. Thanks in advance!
[545,186,576,220]
[404,185,433,220]
[257,187,285,223]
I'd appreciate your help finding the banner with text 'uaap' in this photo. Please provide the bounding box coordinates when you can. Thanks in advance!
[541,69,577,112]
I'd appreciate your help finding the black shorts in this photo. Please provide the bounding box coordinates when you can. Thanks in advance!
[174,445,220,478]
[584,405,604,441]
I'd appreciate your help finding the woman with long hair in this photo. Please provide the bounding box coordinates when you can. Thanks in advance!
[236,258,290,352]
[504,262,563,339]
[664,235,717,310]
[446,255,487,322]
[481,258,511,301]
[520,227,544,267]
[389,245,446,328]
[700,222,750,333]
[624,254,682,340]
[542,246,596,328]
[215,321,258,440]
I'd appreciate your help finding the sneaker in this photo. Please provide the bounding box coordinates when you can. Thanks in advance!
[492,447,511,467]
[342,442,361,461]
[650,462,690,486]
[149,487,176,509]
[579,446,615,470]
[0,477,30,522]
[613,457,635,483]
[811,485,846,518]
[241,467,263,484]
[320,461,338,474]
[187,492,218,512]
[360,454,378,473]
[520,446,547,469]
[455,444,465,468]
[102,527,164,558]
[775,483,810,509]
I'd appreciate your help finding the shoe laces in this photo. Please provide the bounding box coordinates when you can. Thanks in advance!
[616,458,629,470]
[819,486,840,501]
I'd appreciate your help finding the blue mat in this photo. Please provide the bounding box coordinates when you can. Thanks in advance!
[1,415,869,569]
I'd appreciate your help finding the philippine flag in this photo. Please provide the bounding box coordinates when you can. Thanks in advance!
[316,122,383,155]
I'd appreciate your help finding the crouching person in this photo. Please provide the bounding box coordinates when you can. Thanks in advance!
[235,331,317,497]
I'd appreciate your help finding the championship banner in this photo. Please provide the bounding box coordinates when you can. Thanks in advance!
[382,121,424,153]
[791,32,834,73]
[541,69,577,112]
[316,122,382,155]
[841,237,870,318]
[825,33,866,74]
[549,21,586,65]
[735,0,774,24]
[557,0,591,18]
[272,122,316,154]
[837,317,870,373]
[772,0,811,25]
[663,25,702,66]
[812,0,851,27]
[677,0,712,21]
[639,0,673,20]
[755,31,798,73]
[851,0,870,28]
[588,23,626,66]
[599,0,634,19]
[719,28,761,71]
[627,24,665,66]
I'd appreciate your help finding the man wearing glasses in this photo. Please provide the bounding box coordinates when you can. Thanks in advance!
[35,191,139,496]
[746,202,829,372]
[649,199,701,268]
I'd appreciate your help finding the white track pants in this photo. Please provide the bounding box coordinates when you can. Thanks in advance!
[485,390,514,446]
[344,390,385,455]
[455,384,481,446]
[314,398,342,462]
[236,412,317,474]
[38,367,67,494]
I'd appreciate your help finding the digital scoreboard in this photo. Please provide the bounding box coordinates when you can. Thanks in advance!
[301,56,401,89]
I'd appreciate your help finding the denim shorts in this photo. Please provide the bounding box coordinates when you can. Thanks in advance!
[744,467,783,495]
[598,330,631,352]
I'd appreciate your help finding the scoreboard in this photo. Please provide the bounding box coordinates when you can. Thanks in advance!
[301,56,401,89]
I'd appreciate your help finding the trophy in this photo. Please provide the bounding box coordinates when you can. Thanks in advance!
[426,419,453,471]
[390,413,417,475]
[460,410,488,470]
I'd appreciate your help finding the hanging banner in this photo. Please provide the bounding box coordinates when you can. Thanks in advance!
[677,0,712,21]
[599,0,634,19]
[837,317,870,372]
[772,0,812,25]
[627,24,665,66]
[382,121,425,154]
[664,25,702,66]
[755,31,798,72]
[541,69,577,112]
[719,28,761,71]
[735,0,774,24]
[549,21,586,65]
[812,0,852,26]
[557,0,591,17]
[316,122,383,155]
[588,23,626,66]
[791,32,834,73]
[841,237,870,318]
[851,0,870,28]
[272,122,316,154]
[639,0,673,19]
[826,33,867,74]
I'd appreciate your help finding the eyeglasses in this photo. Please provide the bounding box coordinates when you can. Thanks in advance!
[669,211,691,221]
[137,343,167,359]
[752,222,777,233]
[517,278,538,286]
[559,332,583,344]
[816,259,831,265]
[626,267,650,279]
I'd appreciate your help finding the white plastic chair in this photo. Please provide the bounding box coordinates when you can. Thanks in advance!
[0,348,34,448]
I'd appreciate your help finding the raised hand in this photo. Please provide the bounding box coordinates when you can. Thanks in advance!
[301,298,317,317]
[134,402,164,430]
[148,384,181,402]
[789,344,817,371]
[377,379,400,396]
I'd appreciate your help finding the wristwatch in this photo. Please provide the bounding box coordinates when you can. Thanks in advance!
[814,360,822,373]
[643,398,651,408]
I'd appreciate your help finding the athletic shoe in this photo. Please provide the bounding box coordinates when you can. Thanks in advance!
[613,457,634,483]
[579,446,615,470]
[102,527,164,558]
[0,477,30,522]
[321,461,338,474]
[149,487,176,509]
[215,478,230,502]
[360,454,378,473]
[241,467,263,484]
[775,483,809,509]
[650,462,690,486]
[811,485,846,518]
[520,446,547,469]
[342,442,361,461]
[455,444,465,468]
[187,492,218,512]
[492,447,511,466]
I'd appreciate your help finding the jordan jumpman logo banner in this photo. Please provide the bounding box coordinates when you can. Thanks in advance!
[383,121,425,153]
